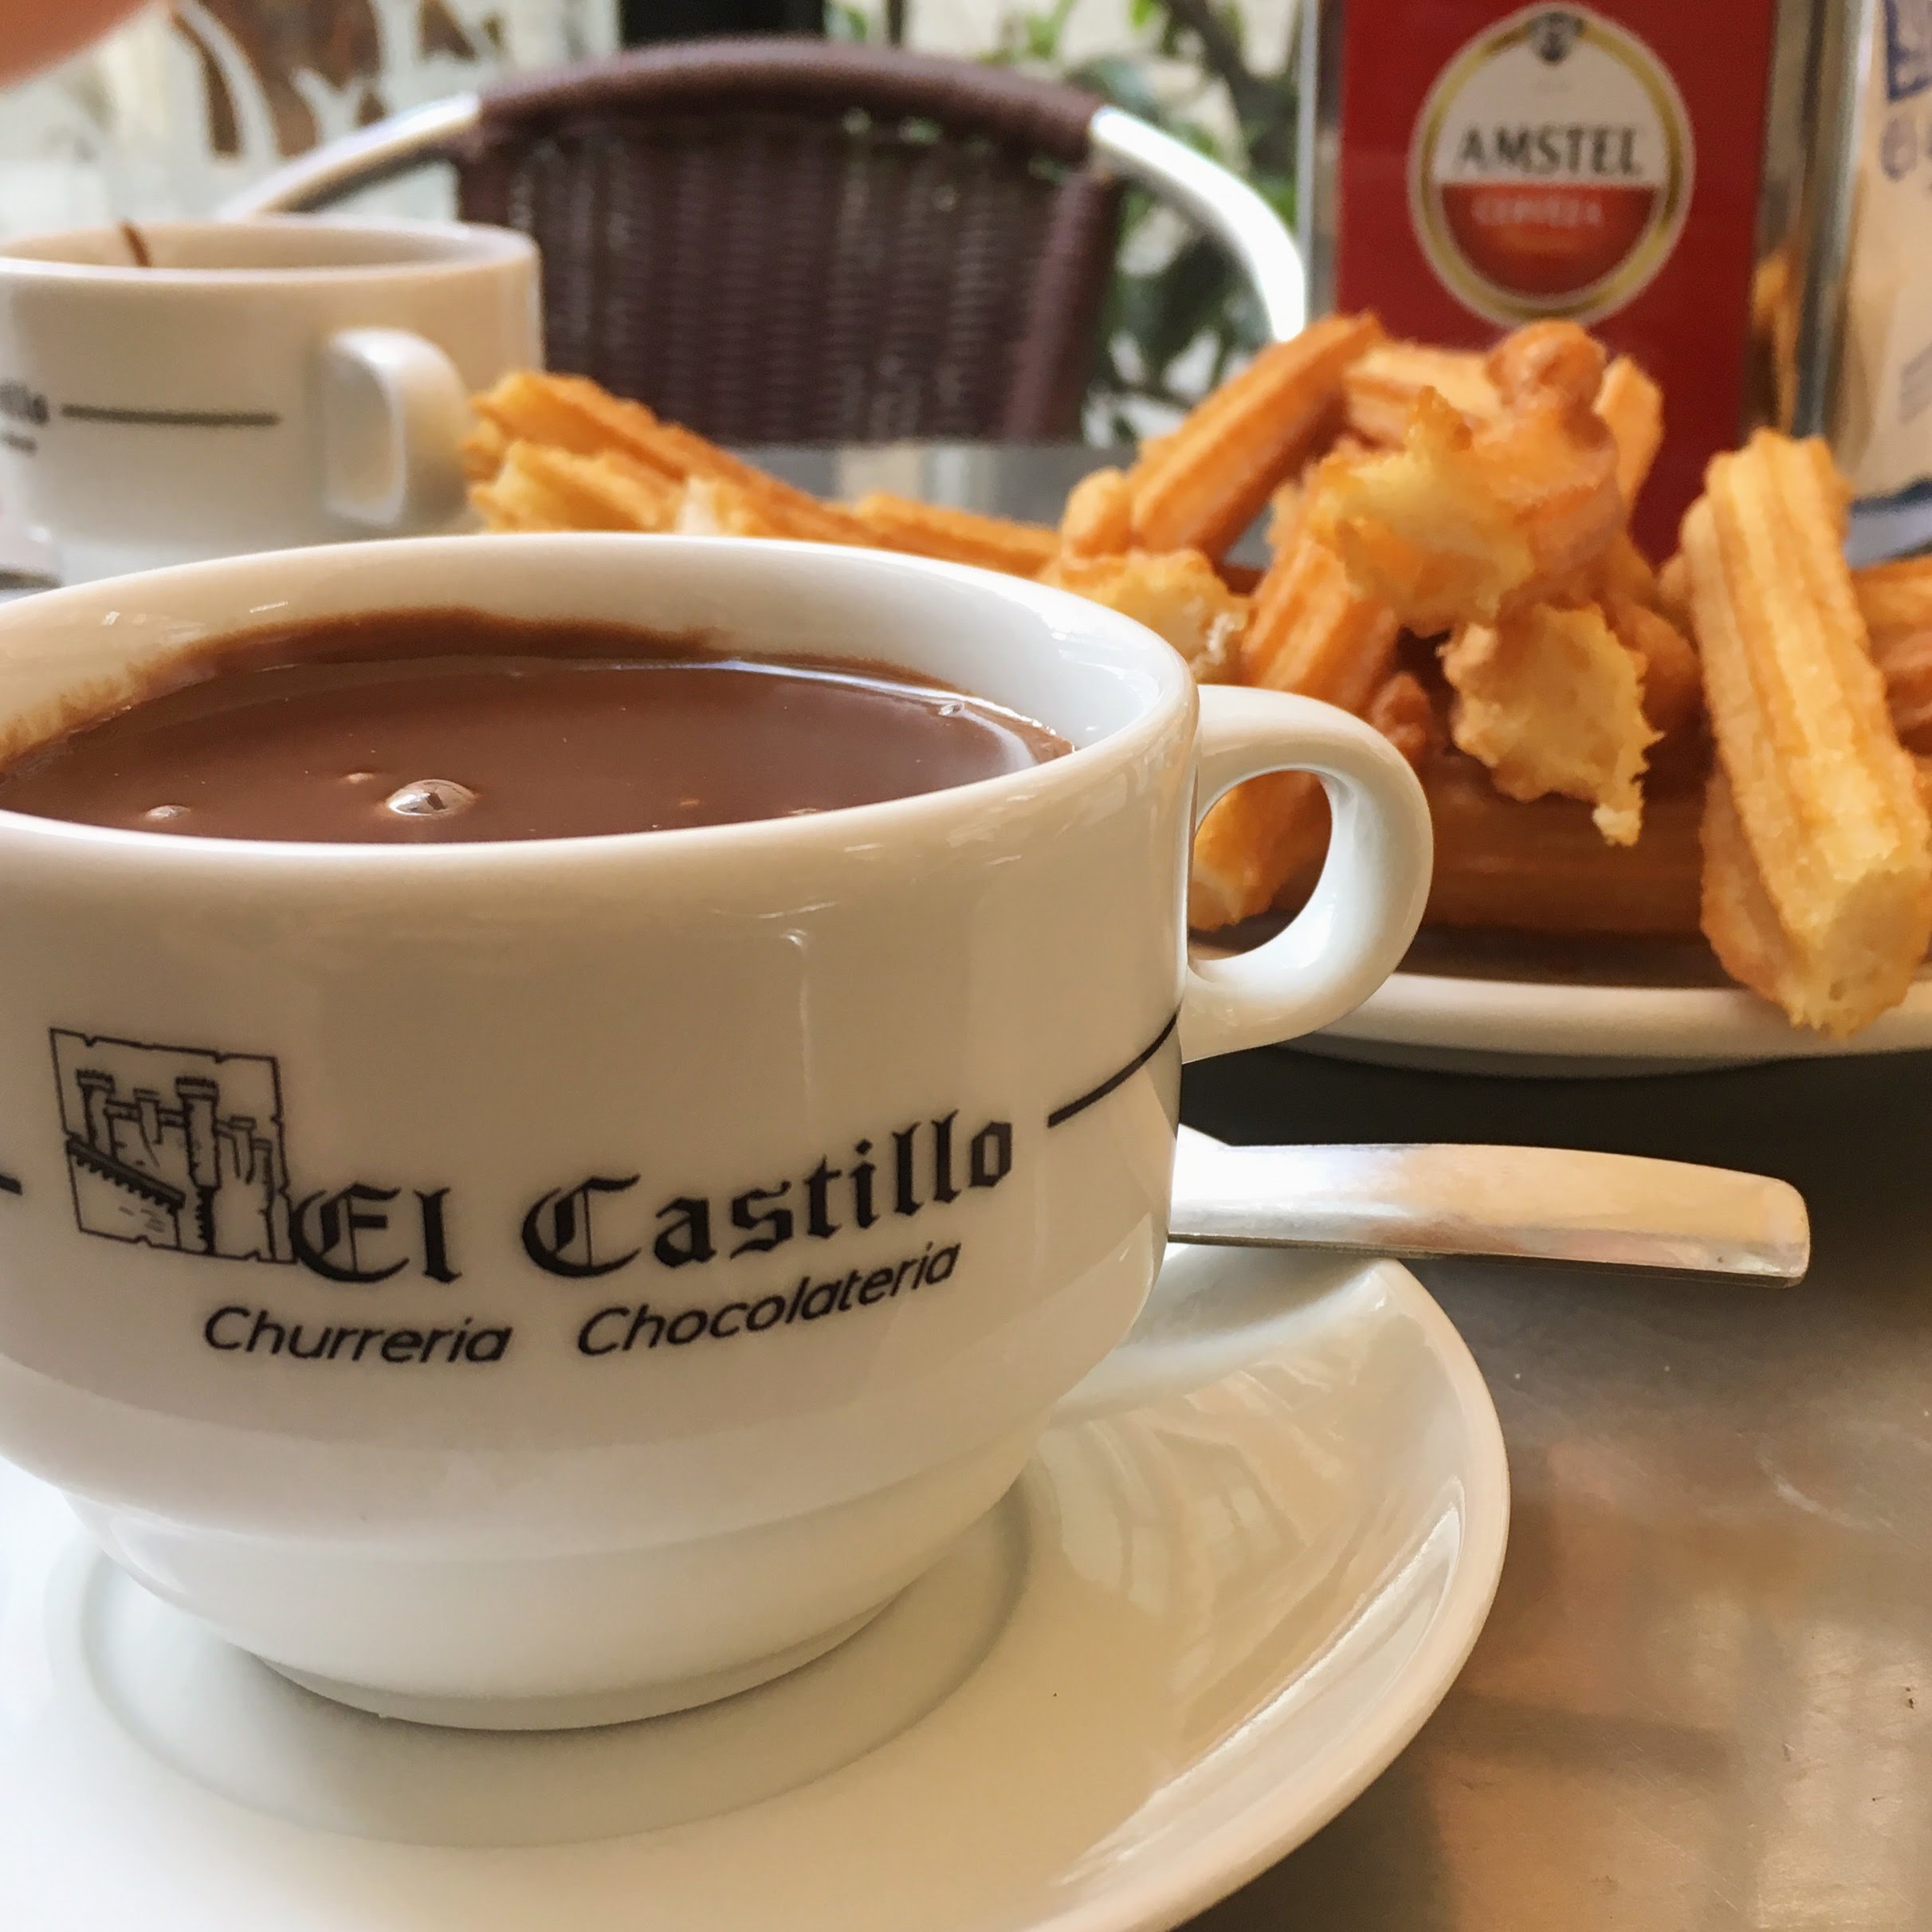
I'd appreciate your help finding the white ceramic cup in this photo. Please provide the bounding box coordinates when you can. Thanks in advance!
[0,535,1431,1728]
[0,218,540,583]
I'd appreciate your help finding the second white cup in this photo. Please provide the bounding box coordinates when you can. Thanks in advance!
[0,217,540,583]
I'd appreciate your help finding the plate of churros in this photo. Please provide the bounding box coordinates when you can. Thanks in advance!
[461,318,1932,1076]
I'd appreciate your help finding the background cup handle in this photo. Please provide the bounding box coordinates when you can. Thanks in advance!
[1180,684,1433,1062]
[319,326,470,532]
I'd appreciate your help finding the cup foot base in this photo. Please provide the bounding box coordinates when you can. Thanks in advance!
[265,1603,887,1732]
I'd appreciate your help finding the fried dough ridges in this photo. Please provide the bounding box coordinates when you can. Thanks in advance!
[471,372,878,547]
[1305,327,1622,632]
[1039,550,1248,681]
[1341,342,1498,445]
[470,440,680,532]
[1188,533,1398,929]
[1124,312,1383,560]
[460,328,1932,1037]
[1442,603,1657,846]
[849,494,1058,576]
[1684,431,1932,1035]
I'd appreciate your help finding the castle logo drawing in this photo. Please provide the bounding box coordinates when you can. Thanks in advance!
[52,1031,293,1262]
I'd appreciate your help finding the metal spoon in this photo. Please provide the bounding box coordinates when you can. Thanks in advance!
[1168,1134,1809,1283]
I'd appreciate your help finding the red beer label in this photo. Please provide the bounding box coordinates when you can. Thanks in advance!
[1414,10,1693,320]
[1335,1,1777,550]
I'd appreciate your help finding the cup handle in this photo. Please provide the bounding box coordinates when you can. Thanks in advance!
[1050,707,1432,1423]
[1180,684,1432,1062]
[319,327,470,531]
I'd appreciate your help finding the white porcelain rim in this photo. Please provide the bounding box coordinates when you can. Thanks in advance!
[0,532,1192,875]
[1035,1256,1510,1932]
[1325,966,1932,1064]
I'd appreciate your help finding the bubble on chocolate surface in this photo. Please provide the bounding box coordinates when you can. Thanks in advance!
[143,804,187,822]
[384,779,477,819]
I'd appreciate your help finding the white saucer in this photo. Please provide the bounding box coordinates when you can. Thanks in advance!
[1301,929,1932,1076]
[1316,972,1932,1076]
[0,1251,1506,1932]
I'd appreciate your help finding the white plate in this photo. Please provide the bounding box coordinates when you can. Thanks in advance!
[0,1251,1506,1932]
[1303,930,1932,1076]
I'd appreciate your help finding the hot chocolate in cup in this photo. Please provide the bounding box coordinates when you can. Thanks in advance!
[0,536,1431,1729]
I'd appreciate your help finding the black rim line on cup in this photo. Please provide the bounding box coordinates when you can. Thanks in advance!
[0,218,535,284]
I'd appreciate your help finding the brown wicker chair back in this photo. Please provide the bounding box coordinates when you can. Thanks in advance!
[454,38,1121,443]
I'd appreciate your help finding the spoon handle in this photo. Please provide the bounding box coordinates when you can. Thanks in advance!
[1168,1138,1810,1282]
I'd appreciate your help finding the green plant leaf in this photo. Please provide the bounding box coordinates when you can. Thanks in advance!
[1168,116,1233,163]
[994,0,1078,64]
[1138,234,1238,379]
[1247,169,1295,228]
[982,4,1302,422]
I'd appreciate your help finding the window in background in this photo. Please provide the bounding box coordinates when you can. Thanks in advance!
[0,0,1295,430]
[0,0,618,238]
[833,2,1298,436]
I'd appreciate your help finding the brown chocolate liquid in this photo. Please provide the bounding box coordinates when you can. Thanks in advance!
[0,610,1070,842]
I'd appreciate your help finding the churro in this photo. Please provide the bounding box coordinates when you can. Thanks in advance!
[1425,751,1702,937]
[1342,341,1499,443]
[1303,391,1535,631]
[1340,334,1658,517]
[470,440,681,533]
[1486,320,1607,413]
[1442,602,1657,845]
[1606,595,1702,737]
[1683,430,1932,1034]
[1365,670,1443,770]
[1873,626,1932,753]
[850,493,1057,575]
[1039,549,1247,680]
[470,371,660,465]
[461,332,1932,1034]
[461,415,511,483]
[1265,476,1304,556]
[1125,312,1382,559]
[1594,355,1664,509]
[1860,540,1932,760]
[1309,324,1624,630]
[1481,330,1626,595]
[1188,533,1398,929]
[1188,773,1329,931]
[1854,555,1932,643]
[473,371,878,547]
[1237,532,1399,705]
[1058,467,1135,560]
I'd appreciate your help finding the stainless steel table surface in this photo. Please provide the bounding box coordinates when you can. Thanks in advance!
[1182,1046,1932,1931]
[768,444,1932,1929]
